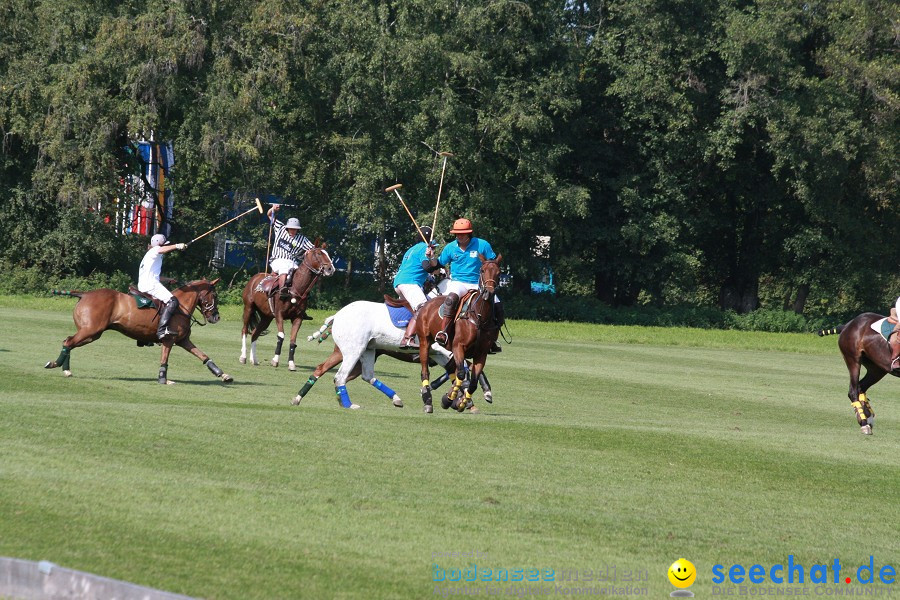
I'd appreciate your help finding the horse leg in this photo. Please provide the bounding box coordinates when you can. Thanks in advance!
[178,338,233,383]
[460,356,487,414]
[855,360,884,434]
[293,346,344,405]
[288,317,302,371]
[45,328,105,377]
[418,343,434,413]
[250,315,273,366]
[239,303,254,364]
[359,349,402,408]
[158,343,174,384]
[478,371,492,404]
[842,351,870,435]
[445,341,470,411]
[333,358,361,410]
[271,312,286,367]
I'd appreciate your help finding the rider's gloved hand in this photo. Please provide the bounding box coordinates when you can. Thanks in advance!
[176,243,187,250]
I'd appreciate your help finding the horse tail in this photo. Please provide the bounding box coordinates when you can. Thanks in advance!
[52,289,84,299]
[247,306,269,336]
[307,316,335,343]
[818,325,844,337]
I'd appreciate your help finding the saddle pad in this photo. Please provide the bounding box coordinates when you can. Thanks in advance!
[871,318,894,342]
[386,303,413,329]
[130,293,155,309]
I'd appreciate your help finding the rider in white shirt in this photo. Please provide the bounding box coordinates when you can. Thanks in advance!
[138,233,187,339]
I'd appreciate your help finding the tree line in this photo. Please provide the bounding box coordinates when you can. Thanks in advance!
[0,0,897,315]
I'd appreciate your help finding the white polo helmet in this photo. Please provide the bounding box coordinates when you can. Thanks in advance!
[285,218,301,230]
[150,234,167,247]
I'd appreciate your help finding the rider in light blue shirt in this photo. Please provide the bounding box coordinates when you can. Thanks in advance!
[393,226,439,348]
[428,217,504,353]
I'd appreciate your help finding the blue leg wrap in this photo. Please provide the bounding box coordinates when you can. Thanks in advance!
[336,385,353,408]
[371,379,396,399]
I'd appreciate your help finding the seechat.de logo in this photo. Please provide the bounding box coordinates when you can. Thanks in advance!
[669,558,696,597]
[712,556,896,585]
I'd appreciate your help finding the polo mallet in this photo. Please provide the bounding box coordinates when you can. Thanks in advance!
[431,151,454,242]
[385,184,429,245]
[190,197,264,245]
[265,208,275,274]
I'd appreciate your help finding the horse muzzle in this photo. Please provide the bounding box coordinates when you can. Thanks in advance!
[323,265,336,277]
[207,312,221,324]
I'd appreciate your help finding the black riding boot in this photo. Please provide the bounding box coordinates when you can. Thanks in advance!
[399,314,419,349]
[435,293,459,347]
[489,301,505,354]
[279,268,295,301]
[157,297,180,340]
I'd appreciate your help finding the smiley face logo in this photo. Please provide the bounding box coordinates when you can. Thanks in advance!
[668,558,696,588]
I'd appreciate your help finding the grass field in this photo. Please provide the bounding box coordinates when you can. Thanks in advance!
[1,295,898,599]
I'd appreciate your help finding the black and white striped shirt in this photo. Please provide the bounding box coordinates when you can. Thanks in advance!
[270,219,314,262]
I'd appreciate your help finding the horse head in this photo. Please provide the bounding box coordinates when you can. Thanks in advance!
[194,278,221,324]
[478,254,502,298]
[304,244,336,277]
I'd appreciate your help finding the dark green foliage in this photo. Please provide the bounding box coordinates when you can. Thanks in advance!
[0,0,896,317]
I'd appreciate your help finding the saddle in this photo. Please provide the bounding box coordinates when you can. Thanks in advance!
[383,294,414,313]
[439,290,480,322]
[870,308,900,342]
[128,286,162,309]
[256,274,280,297]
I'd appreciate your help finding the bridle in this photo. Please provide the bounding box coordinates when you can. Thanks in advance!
[189,285,219,326]
[289,248,335,304]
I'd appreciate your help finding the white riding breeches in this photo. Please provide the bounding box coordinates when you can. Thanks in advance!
[270,258,298,275]
[395,284,427,311]
[437,278,500,303]
[137,280,173,303]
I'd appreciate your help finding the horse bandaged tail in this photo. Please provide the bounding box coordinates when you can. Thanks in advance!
[870,318,899,343]
[307,317,335,343]
[386,304,414,329]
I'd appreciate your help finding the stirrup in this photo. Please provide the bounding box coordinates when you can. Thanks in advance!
[157,327,173,340]
[435,331,448,346]
[399,336,419,349]
[892,357,900,371]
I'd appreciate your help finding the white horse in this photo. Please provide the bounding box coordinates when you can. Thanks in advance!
[293,299,488,411]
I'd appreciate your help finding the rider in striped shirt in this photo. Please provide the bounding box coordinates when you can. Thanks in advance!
[268,204,314,301]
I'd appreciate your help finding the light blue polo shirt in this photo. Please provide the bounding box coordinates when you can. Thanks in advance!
[438,237,496,284]
[393,242,431,287]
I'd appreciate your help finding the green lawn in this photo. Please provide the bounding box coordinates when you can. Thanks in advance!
[0,296,898,599]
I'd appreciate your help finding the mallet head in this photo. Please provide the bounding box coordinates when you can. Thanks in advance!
[255,197,264,213]
[438,152,455,157]
[385,184,403,193]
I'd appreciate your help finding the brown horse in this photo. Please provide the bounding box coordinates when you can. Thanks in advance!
[416,256,502,413]
[44,279,230,384]
[820,312,898,435]
[239,244,335,370]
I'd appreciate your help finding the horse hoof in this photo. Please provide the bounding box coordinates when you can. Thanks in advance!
[483,391,493,404]
[292,395,303,406]
[861,424,873,435]
[349,403,361,410]
[271,359,279,367]
[468,405,480,414]
[424,404,433,414]
[289,361,297,372]
[44,361,57,369]
[441,393,452,410]
[63,370,72,378]
[221,374,233,383]
[239,356,247,365]
[252,360,260,366]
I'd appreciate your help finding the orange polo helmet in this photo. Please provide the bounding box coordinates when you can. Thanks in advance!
[449,218,473,234]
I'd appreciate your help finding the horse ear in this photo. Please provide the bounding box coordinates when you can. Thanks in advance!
[495,254,502,264]
[314,236,322,247]
[478,253,486,263]
[210,278,221,286]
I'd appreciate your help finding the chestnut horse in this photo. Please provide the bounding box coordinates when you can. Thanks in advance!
[239,244,335,370]
[416,256,502,413]
[44,279,230,384]
[820,312,898,435]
